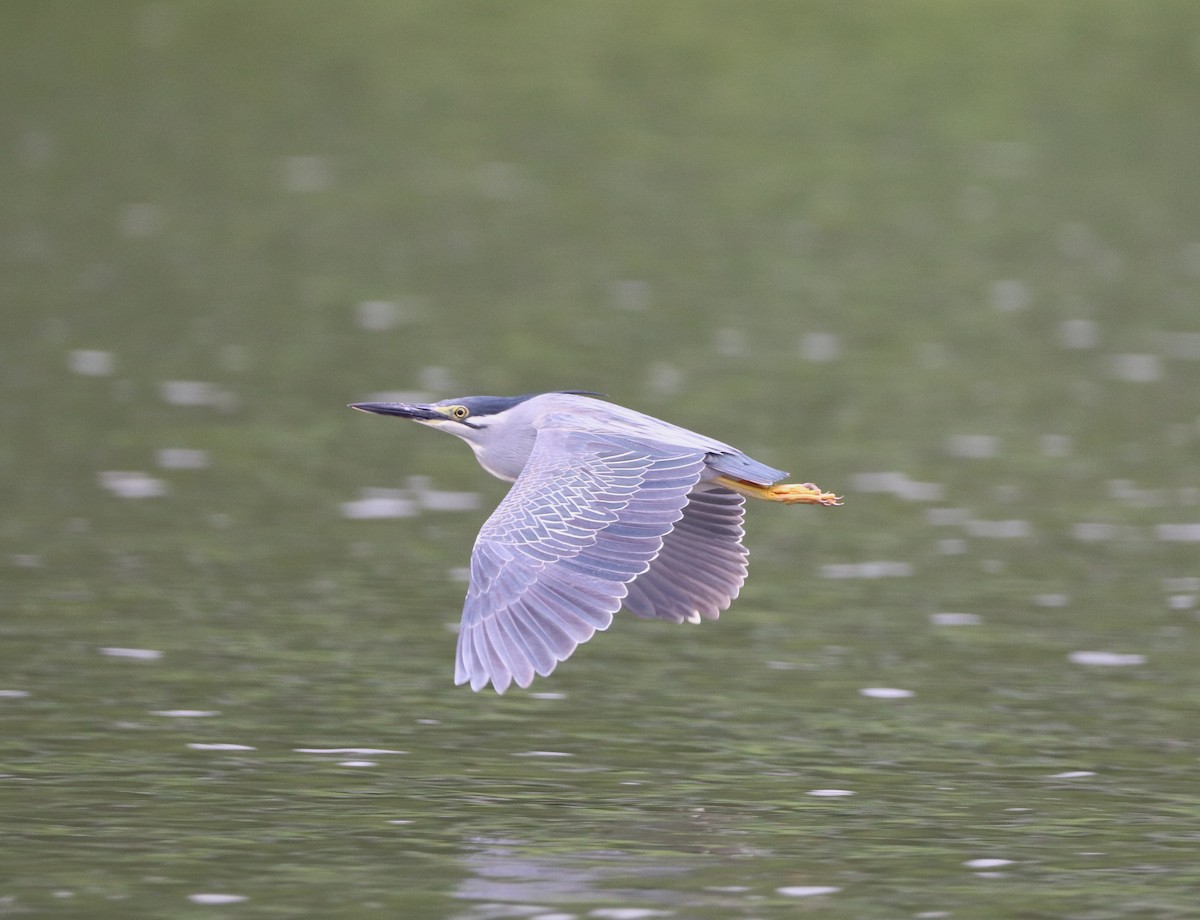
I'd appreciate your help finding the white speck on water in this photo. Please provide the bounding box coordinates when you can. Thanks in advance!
[852,471,905,493]
[1161,331,1200,360]
[1033,593,1070,607]
[799,331,840,362]
[98,471,168,499]
[851,471,943,501]
[1110,353,1163,383]
[609,278,651,311]
[156,448,209,470]
[188,893,247,905]
[159,380,235,409]
[282,154,331,192]
[807,789,855,797]
[68,349,115,376]
[1168,423,1194,448]
[356,299,401,331]
[1069,651,1146,667]
[947,434,998,458]
[513,751,573,758]
[1050,770,1097,779]
[153,710,218,717]
[590,909,671,919]
[926,507,969,525]
[1167,594,1197,610]
[338,760,377,767]
[418,365,456,392]
[0,690,31,699]
[1107,479,1144,501]
[187,743,255,751]
[529,692,567,700]
[417,489,481,512]
[965,858,1013,869]
[1164,577,1200,591]
[387,819,413,825]
[990,279,1030,312]
[294,748,407,755]
[1072,522,1116,542]
[904,481,944,502]
[100,647,162,660]
[860,687,914,699]
[931,612,981,626]
[821,561,913,579]
[777,886,840,897]
[1060,318,1099,349]
[340,489,418,520]
[340,497,416,519]
[713,327,748,357]
[965,519,1032,539]
[118,202,164,237]
[1156,523,1200,542]
[1040,434,1073,457]
[645,361,684,397]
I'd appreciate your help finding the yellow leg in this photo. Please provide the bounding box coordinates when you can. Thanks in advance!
[714,475,843,506]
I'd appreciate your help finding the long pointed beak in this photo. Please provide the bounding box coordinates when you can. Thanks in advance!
[348,402,442,421]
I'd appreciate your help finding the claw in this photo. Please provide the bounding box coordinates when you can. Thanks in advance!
[767,482,844,506]
[714,475,843,506]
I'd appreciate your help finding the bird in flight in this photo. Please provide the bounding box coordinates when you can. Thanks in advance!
[351,391,841,692]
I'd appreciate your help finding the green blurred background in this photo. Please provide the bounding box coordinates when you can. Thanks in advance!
[3,2,1200,917]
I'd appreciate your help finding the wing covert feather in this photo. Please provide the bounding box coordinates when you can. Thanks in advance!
[622,485,748,623]
[457,429,706,691]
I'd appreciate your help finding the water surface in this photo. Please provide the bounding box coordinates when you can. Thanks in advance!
[3,3,1200,917]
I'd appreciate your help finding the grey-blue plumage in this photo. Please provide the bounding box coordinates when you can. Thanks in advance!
[349,391,841,692]
[458,430,726,692]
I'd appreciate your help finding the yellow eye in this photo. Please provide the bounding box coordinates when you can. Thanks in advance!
[449,405,470,420]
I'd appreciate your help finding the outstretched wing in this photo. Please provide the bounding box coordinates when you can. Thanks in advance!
[457,429,707,692]
[622,484,748,623]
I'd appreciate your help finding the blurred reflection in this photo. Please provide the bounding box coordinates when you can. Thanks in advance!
[452,836,686,919]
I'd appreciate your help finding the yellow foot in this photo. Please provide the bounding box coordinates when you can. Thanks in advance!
[714,476,843,506]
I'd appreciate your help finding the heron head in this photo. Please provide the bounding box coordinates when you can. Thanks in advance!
[348,394,534,432]
[349,391,605,439]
